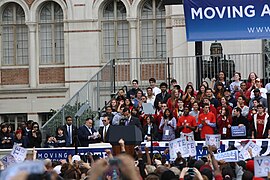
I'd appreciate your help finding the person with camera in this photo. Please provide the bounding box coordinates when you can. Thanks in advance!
[0,123,13,149]
[28,122,42,148]
[44,135,58,148]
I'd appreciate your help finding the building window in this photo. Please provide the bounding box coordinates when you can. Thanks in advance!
[102,0,129,61]
[39,2,64,64]
[2,3,28,65]
[140,0,166,58]
[1,114,27,131]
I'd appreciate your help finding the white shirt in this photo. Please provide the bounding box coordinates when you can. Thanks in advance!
[152,87,161,96]
[66,125,73,144]
[250,88,267,99]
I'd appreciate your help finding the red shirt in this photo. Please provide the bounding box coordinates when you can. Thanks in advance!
[167,98,179,112]
[198,112,216,139]
[217,115,232,139]
[200,104,217,117]
[177,115,197,133]
[256,113,266,138]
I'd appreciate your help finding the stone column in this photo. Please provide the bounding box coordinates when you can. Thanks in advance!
[27,23,37,88]
[127,18,139,81]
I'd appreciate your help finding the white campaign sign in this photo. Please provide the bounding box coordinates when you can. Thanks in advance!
[169,138,189,160]
[238,149,252,161]
[254,156,270,177]
[205,134,221,148]
[186,141,197,157]
[242,140,262,157]
[11,145,27,162]
[214,150,239,162]
[0,161,44,180]
[0,155,16,168]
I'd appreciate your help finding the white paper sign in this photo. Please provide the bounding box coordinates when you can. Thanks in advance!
[242,140,262,157]
[205,134,221,148]
[0,161,44,180]
[11,145,27,162]
[214,150,239,162]
[0,155,16,168]
[238,149,252,161]
[186,141,197,157]
[169,138,189,160]
[254,156,270,177]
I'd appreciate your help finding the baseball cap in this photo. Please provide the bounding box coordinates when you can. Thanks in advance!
[224,87,230,92]
[255,78,261,82]
[254,88,260,92]
[72,155,81,162]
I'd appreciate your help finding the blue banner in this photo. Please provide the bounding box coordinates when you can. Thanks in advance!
[183,0,270,41]
[36,147,111,161]
[231,126,246,137]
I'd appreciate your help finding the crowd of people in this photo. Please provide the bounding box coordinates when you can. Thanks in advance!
[1,71,270,179]
[99,72,270,142]
[0,139,263,180]
[1,71,270,148]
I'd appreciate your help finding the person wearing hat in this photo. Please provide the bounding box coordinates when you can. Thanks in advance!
[250,78,267,99]
[249,88,268,111]
[224,87,237,108]
[13,129,27,147]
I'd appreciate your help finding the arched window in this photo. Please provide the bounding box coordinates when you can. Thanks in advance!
[140,0,166,58]
[39,2,64,64]
[102,0,129,61]
[2,3,28,65]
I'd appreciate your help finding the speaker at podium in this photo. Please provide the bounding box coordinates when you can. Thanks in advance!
[107,125,142,145]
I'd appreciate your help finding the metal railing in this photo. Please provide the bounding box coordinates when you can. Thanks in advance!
[42,53,268,136]
[41,60,115,136]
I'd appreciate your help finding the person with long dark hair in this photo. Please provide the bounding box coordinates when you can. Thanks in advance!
[28,122,42,148]
[159,109,177,140]
[0,123,13,149]
[182,85,196,106]
[217,106,232,139]
[143,115,158,141]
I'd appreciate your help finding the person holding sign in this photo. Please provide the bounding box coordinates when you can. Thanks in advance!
[251,104,270,139]
[198,103,216,140]
[177,106,197,139]
[231,107,248,139]
[217,106,232,139]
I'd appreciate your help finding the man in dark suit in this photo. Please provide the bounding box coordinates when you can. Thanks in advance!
[78,118,99,147]
[121,108,142,131]
[62,116,77,147]
[154,82,171,109]
[98,115,111,143]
